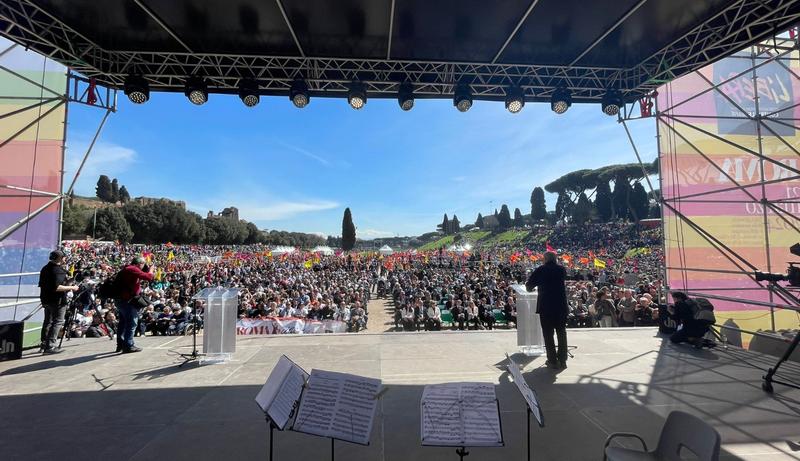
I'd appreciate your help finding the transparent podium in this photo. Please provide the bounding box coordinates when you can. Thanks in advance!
[193,287,239,364]
[512,284,545,356]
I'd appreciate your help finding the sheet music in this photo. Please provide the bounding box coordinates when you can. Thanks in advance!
[506,354,543,427]
[292,369,381,445]
[254,355,309,430]
[421,382,503,447]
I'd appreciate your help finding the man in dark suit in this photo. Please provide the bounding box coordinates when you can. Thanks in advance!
[526,251,569,369]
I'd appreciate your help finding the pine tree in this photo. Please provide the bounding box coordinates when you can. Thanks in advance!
[595,181,613,222]
[119,185,131,203]
[341,208,356,251]
[513,208,523,227]
[111,178,120,203]
[95,175,113,202]
[451,215,460,233]
[630,182,650,221]
[530,187,547,221]
[498,205,512,229]
[475,213,484,228]
[440,214,450,235]
[612,179,631,220]
[572,192,594,224]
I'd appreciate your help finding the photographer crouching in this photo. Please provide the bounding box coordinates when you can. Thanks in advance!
[115,256,155,353]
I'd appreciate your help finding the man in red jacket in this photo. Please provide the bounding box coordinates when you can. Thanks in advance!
[115,256,155,353]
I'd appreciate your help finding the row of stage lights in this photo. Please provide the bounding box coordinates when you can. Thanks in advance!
[123,75,624,116]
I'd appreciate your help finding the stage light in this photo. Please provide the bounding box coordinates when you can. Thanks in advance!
[124,75,149,104]
[398,82,414,111]
[347,82,366,110]
[453,84,472,112]
[238,79,260,107]
[290,79,310,108]
[601,89,622,116]
[184,77,208,105]
[505,86,525,114]
[551,87,571,114]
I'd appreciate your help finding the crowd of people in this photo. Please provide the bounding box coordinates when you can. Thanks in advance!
[49,222,666,346]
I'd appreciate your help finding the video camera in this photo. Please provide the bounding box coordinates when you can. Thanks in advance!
[754,243,800,287]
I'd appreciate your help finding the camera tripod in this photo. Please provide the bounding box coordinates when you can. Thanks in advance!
[178,304,202,367]
[761,281,800,393]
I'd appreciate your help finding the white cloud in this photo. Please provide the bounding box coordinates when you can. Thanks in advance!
[63,140,137,195]
[451,176,467,182]
[358,228,396,239]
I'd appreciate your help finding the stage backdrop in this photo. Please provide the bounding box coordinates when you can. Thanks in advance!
[0,38,67,326]
[658,36,800,340]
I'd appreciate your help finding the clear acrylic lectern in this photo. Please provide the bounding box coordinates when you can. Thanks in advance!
[193,287,239,363]
[512,284,545,356]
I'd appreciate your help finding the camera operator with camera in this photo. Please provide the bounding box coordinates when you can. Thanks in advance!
[114,256,155,353]
[38,250,79,354]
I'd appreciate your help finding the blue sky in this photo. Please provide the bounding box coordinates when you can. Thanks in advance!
[65,91,657,238]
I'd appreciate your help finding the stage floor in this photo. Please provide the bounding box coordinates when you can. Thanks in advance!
[1,329,799,460]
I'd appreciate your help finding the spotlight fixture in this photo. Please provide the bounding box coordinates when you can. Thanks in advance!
[551,87,572,114]
[601,89,622,116]
[398,82,414,111]
[238,79,260,107]
[124,75,149,104]
[347,81,367,110]
[184,77,208,105]
[290,79,310,108]
[453,84,472,112]
[505,86,525,114]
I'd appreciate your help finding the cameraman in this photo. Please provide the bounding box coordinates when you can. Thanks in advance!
[115,256,155,353]
[38,250,79,354]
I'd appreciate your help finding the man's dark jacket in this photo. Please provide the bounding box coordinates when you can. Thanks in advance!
[525,261,568,320]
[39,261,67,305]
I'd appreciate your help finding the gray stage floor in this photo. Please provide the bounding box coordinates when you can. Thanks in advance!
[1,329,799,460]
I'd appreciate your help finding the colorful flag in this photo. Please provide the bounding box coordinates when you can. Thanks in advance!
[167,250,175,261]
[545,241,555,253]
[303,260,313,269]
[593,258,606,269]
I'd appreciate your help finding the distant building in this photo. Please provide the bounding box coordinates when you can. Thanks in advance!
[134,196,186,209]
[208,206,239,220]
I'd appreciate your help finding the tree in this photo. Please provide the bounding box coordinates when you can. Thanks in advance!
[513,208,523,227]
[89,207,133,242]
[95,175,113,202]
[119,185,131,203]
[451,215,460,233]
[594,181,613,222]
[555,192,571,222]
[630,182,650,221]
[572,192,594,225]
[475,213,484,228]
[498,204,512,229]
[62,204,91,238]
[612,178,632,220]
[438,214,450,235]
[342,208,356,251]
[530,187,547,221]
[111,178,120,203]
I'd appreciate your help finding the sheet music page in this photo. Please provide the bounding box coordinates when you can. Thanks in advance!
[506,355,543,427]
[421,383,463,446]
[328,373,381,445]
[255,355,292,413]
[459,383,503,447]
[269,363,309,429]
[292,369,382,445]
[421,382,502,447]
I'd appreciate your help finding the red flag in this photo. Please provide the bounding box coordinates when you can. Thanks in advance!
[545,241,555,253]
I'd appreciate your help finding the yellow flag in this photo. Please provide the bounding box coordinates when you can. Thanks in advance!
[155,268,162,281]
[593,258,606,269]
[304,260,312,269]
[167,250,174,261]
[68,265,75,277]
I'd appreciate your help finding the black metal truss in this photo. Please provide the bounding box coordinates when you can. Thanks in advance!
[3,0,800,103]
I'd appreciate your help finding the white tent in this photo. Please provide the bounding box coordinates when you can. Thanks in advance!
[378,245,394,256]
[271,245,297,255]
[312,245,334,256]
[447,243,473,254]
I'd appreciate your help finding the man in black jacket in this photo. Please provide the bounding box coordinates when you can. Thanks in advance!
[38,250,79,354]
[526,251,569,369]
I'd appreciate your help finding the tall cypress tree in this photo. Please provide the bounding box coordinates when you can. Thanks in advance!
[498,205,512,229]
[96,175,113,202]
[341,208,356,251]
[111,178,120,203]
[119,185,131,203]
[475,213,484,228]
[513,208,523,227]
[530,187,547,221]
[595,181,613,222]
[440,214,450,235]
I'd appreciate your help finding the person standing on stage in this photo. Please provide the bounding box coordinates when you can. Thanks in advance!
[115,256,155,353]
[38,250,79,354]
[525,251,569,369]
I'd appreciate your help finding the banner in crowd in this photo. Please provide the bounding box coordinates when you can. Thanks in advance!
[0,38,67,324]
[236,317,349,335]
[657,34,800,336]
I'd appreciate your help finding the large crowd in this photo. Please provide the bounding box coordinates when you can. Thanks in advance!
[56,222,665,339]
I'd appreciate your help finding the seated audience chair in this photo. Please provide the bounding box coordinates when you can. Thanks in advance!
[604,410,720,461]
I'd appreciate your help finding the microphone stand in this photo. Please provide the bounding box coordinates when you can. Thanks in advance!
[178,303,201,367]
